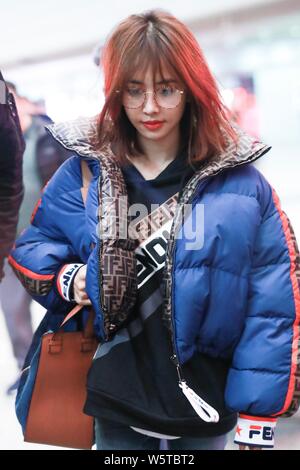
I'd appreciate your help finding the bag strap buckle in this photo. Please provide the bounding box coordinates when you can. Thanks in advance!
[48,339,62,354]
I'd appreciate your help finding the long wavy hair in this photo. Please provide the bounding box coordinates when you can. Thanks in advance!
[95,9,237,165]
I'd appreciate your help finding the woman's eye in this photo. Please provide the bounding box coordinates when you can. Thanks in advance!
[126,88,143,97]
[157,86,175,96]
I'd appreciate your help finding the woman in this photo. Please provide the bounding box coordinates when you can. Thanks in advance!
[9,10,300,450]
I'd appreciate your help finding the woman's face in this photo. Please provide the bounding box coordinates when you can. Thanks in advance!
[122,64,187,146]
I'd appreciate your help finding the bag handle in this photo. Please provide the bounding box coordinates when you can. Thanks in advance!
[54,305,95,340]
[49,305,96,354]
[61,304,83,327]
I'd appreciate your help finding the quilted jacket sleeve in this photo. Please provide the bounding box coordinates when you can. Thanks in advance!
[225,172,300,446]
[8,156,86,313]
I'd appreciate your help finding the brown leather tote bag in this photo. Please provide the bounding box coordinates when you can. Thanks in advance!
[24,305,98,449]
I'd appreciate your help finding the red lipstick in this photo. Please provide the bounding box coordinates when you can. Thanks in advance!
[142,120,164,131]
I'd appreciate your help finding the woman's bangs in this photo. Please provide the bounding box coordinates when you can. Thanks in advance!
[120,37,178,87]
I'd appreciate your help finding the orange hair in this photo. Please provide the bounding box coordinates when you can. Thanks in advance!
[95,9,237,165]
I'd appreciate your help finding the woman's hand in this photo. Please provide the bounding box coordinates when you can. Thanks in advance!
[239,444,263,451]
[73,265,92,306]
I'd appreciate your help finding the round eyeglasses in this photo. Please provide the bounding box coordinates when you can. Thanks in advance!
[117,85,184,109]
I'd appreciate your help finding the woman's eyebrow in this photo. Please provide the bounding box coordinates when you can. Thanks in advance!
[128,79,178,85]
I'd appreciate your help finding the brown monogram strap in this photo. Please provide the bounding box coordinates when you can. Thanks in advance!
[98,153,137,338]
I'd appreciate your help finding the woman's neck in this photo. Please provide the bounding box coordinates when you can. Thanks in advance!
[136,126,180,166]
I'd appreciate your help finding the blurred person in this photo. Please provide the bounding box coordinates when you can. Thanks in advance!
[0,72,24,279]
[9,10,300,450]
[0,82,72,394]
[231,86,260,140]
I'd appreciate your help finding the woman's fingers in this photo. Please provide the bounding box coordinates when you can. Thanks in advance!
[74,294,91,305]
[73,264,91,305]
[75,289,90,300]
[77,299,92,306]
[77,265,87,280]
[74,292,92,305]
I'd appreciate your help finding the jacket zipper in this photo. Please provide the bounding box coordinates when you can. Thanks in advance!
[167,179,207,380]
[97,172,115,341]
[166,177,221,423]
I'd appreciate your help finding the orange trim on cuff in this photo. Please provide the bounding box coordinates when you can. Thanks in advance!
[239,414,277,423]
[271,188,300,416]
[8,255,55,281]
[56,264,69,299]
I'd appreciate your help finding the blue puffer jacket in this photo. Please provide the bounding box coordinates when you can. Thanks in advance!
[9,117,300,446]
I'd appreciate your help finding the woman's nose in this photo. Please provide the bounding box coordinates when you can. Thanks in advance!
[142,91,159,114]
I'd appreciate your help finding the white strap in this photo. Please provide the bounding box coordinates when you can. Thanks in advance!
[179,380,219,423]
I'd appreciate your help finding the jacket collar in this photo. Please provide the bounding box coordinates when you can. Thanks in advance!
[45,115,100,160]
[46,115,271,175]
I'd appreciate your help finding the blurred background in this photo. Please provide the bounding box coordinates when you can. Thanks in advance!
[0,0,299,450]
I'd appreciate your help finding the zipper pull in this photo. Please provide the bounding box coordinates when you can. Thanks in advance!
[170,354,219,423]
[170,354,184,382]
[179,380,219,423]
